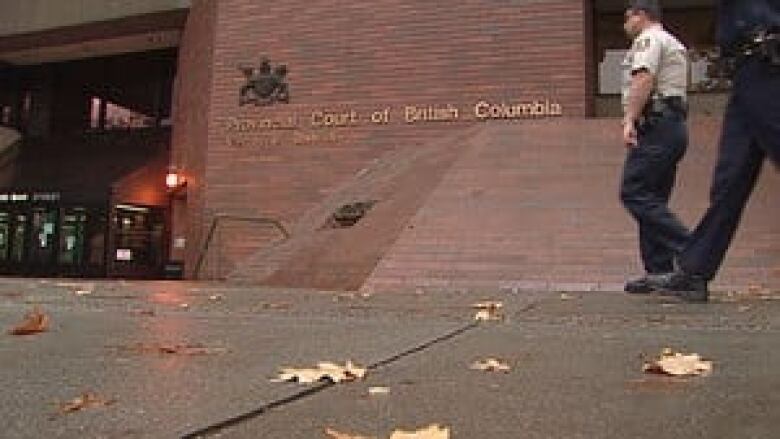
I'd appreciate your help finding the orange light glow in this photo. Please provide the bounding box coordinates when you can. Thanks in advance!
[165,169,184,189]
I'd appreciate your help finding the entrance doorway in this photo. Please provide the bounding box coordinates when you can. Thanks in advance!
[0,201,107,276]
[592,1,723,117]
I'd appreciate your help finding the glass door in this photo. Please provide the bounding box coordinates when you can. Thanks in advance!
[58,208,87,266]
[29,207,58,266]
[0,212,9,262]
[10,212,27,263]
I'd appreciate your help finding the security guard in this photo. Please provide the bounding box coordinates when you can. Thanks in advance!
[619,0,691,294]
[654,0,780,302]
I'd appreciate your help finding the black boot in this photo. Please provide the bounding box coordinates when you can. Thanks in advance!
[657,271,709,303]
[624,273,671,294]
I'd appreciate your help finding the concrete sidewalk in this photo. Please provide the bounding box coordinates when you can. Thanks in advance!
[0,278,778,438]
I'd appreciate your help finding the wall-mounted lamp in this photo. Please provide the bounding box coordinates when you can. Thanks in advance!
[165,166,187,199]
[165,166,187,192]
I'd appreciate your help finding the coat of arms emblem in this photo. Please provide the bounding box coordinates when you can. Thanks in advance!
[239,57,290,106]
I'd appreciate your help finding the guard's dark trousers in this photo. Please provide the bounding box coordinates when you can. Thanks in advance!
[679,58,780,280]
[621,110,690,274]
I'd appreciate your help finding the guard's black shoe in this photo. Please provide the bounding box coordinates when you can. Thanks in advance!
[624,273,669,294]
[657,271,709,303]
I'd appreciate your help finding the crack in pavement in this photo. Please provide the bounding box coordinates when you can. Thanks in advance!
[180,321,481,438]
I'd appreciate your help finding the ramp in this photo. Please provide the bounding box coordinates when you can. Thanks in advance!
[363,117,780,292]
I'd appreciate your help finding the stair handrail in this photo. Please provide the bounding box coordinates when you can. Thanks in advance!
[193,214,290,279]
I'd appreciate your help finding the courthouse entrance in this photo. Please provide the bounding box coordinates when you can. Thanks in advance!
[0,199,107,276]
[0,48,177,278]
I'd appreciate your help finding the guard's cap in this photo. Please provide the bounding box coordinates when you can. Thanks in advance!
[627,0,662,18]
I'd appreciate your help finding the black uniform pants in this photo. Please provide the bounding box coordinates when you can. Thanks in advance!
[678,58,780,280]
[620,111,690,274]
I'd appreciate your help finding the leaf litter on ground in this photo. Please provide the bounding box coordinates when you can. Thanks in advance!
[57,392,116,415]
[8,307,49,335]
[643,347,713,377]
[325,424,450,439]
[368,386,390,396]
[470,358,511,373]
[272,360,367,384]
[472,301,504,321]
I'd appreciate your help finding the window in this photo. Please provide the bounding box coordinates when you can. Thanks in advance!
[597,48,731,96]
[1,106,11,126]
[89,96,155,131]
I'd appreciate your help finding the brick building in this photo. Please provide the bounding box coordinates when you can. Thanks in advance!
[0,0,777,290]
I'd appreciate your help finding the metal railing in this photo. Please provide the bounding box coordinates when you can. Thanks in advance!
[193,214,290,279]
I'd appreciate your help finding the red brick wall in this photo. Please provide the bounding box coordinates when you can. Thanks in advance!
[170,0,217,274]
[362,117,780,292]
[174,0,591,278]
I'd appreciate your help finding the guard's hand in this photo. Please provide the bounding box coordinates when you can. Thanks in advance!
[622,119,638,148]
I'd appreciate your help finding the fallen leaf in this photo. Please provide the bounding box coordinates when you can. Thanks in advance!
[470,358,511,373]
[272,360,367,384]
[472,301,503,311]
[368,386,390,395]
[324,428,377,439]
[390,424,450,439]
[58,392,116,414]
[8,308,49,335]
[643,348,713,377]
[473,301,503,321]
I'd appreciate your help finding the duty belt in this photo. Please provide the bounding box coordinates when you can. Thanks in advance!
[636,96,687,132]
[643,96,687,118]
[733,29,780,68]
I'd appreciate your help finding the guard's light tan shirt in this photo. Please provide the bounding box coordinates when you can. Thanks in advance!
[621,24,688,109]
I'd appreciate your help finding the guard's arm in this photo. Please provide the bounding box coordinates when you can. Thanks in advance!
[623,69,655,127]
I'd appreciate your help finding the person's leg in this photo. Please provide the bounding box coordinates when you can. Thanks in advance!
[677,96,765,281]
[622,117,689,293]
[621,117,689,273]
[742,60,780,164]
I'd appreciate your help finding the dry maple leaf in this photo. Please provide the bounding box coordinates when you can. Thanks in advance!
[390,424,450,439]
[470,358,511,373]
[58,392,116,414]
[368,386,390,395]
[8,308,49,335]
[473,301,504,321]
[273,360,367,384]
[643,348,713,377]
[324,428,377,439]
[472,301,503,311]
